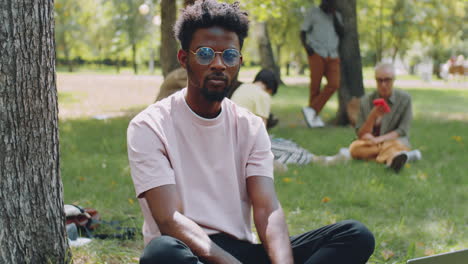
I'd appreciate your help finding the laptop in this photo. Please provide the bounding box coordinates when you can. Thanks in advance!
[407,249,468,264]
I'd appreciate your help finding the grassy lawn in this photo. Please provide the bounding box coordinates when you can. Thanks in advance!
[61,80,467,263]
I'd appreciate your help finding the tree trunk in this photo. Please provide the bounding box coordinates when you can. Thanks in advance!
[132,42,138,74]
[377,0,384,63]
[161,0,180,78]
[255,21,283,84]
[335,0,365,126]
[0,0,69,263]
[63,39,73,72]
[275,43,283,76]
[116,56,121,74]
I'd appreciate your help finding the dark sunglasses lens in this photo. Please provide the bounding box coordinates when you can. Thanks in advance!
[222,49,240,66]
[196,48,215,65]
[377,78,392,83]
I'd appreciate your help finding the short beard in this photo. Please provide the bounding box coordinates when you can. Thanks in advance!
[201,72,236,102]
[201,83,230,102]
[186,59,239,102]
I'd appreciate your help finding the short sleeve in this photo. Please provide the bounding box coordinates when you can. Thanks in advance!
[301,7,315,32]
[394,96,412,137]
[127,119,175,198]
[252,93,271,119]
[246,124,274,179]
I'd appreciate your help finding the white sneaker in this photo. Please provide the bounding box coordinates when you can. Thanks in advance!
[302,107,316,128]
[313,116,325,127]
[338,147,351,160]
[406,149,422,162]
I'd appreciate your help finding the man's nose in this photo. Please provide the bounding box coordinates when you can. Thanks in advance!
[210,53,226,71]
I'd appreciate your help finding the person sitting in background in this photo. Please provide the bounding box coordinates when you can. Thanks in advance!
[231,69,278,127]
[349,63,421,172]
[154,67,189,102]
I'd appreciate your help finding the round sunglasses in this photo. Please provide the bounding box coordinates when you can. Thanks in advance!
[190,47,241,67]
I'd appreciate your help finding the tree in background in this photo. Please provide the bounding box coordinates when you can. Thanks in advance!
[49,0,465,78]
[255,21,282,83]
[111,0,151,74]
[243,1,289,83]
[358,0,466,69]
[55,0,82,72]
[335,0,365,126]
[266,2,304,76]
[416,0,466,77]
[160,0,180,77]
[0,0,69,262]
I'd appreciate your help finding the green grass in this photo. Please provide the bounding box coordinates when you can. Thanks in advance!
[61,82,468,263]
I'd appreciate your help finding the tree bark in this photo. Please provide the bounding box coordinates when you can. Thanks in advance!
[161,0,180,78]
[63,39,74,72]
[0,0,69,263]
[132,42,138,74]
[255,21,283,84]
[335,0,365,126]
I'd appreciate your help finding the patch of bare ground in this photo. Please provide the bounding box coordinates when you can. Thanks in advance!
[57,74,164,120]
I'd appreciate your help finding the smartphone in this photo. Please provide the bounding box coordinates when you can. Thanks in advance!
[373,98,391,113]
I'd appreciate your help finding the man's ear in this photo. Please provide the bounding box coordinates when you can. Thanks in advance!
[178,49,188,69]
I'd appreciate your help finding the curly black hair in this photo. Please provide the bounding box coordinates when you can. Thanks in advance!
[174,0,249,51]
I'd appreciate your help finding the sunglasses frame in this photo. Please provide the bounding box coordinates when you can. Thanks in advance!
[376,77,394,84]
[190,47,241,67]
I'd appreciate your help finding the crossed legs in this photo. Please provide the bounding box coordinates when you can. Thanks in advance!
[140,220,375,264]
[349,139,410,165]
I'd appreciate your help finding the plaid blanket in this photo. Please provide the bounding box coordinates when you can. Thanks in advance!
[270,137,314,165]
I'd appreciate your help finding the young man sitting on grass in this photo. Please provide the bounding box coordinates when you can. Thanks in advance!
[127,1,374,263]
[349,63,422,172]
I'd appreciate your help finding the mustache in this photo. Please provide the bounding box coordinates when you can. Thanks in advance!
[206,73,228,82]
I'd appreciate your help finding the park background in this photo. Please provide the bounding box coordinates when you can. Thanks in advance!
[1,0,467,263]
[57,0,468,263]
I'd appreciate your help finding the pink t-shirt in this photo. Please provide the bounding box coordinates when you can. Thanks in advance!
[127,89,274,246]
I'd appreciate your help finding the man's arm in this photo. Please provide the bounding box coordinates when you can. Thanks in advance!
[144,185,241,264]
[371,131,400,144]
[357,105,387,139]
[247,176,293,264]
[333,12,344,38]
[300,31,314,56]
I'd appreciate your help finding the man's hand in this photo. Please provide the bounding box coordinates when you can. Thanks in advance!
[362,133,384,145]
[370,105,387,119]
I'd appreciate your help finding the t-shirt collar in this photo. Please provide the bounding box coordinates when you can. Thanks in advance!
[181,88,224,126]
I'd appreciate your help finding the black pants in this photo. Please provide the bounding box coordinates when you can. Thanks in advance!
[140,220,375,264]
